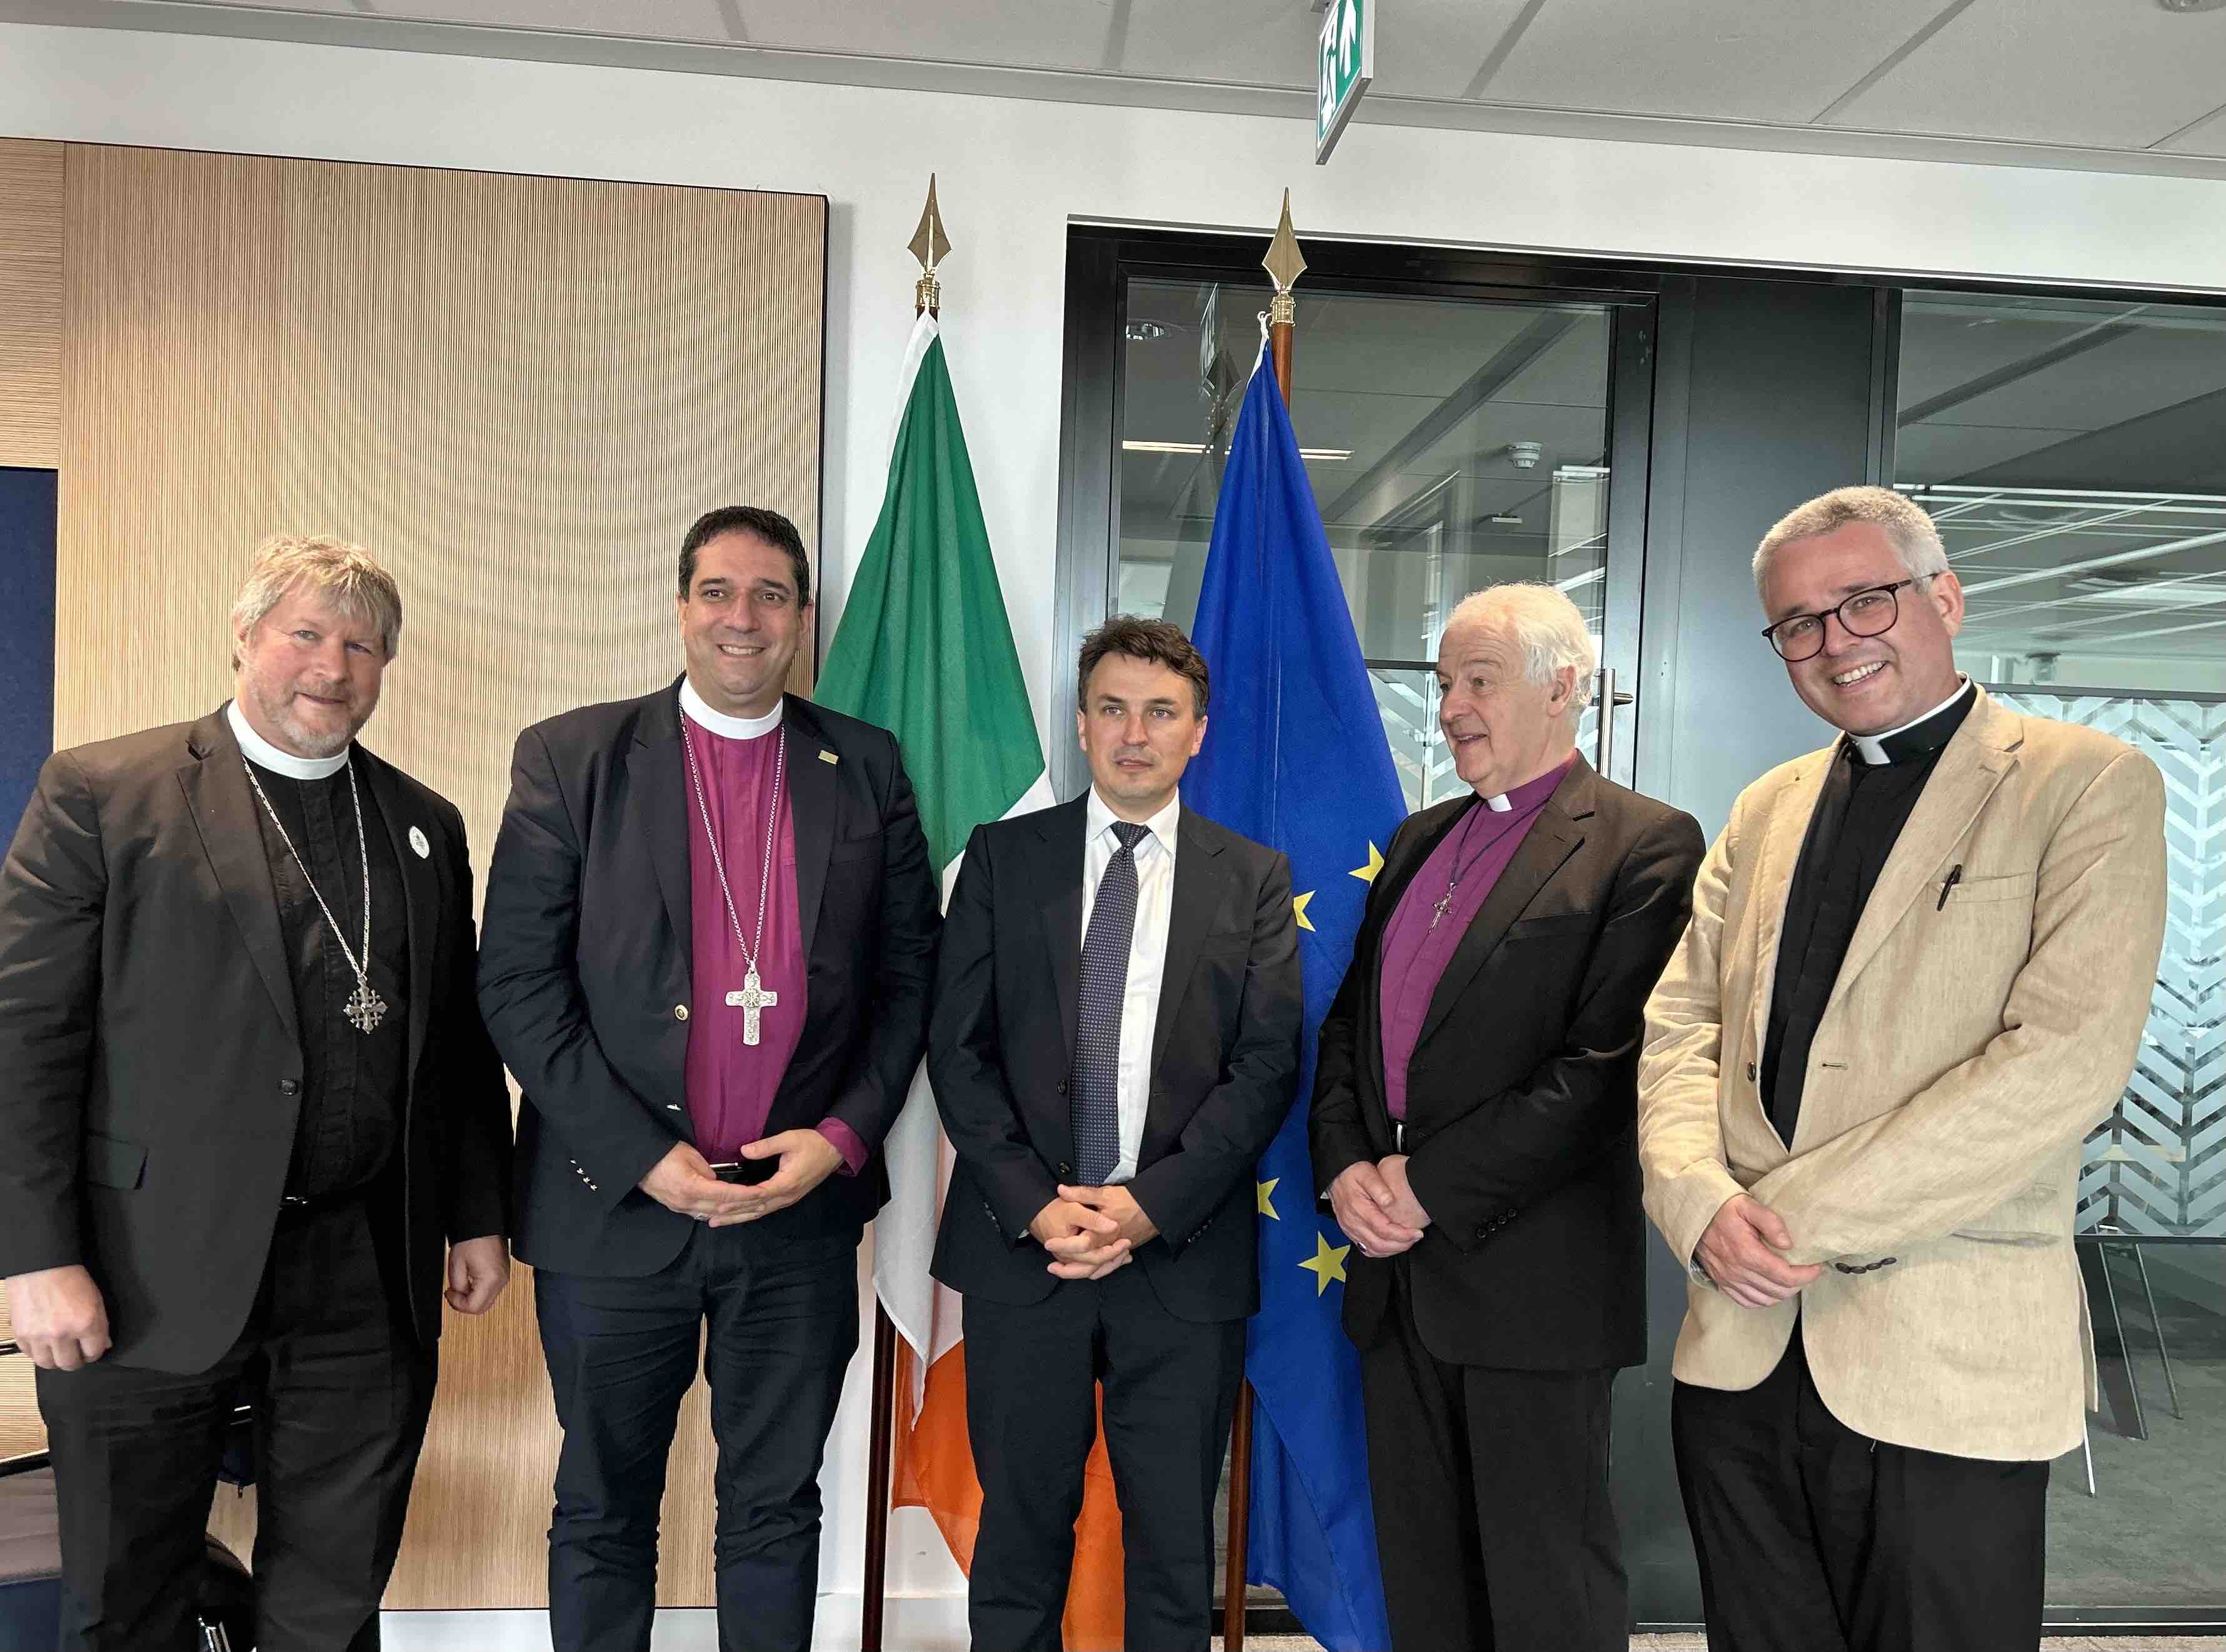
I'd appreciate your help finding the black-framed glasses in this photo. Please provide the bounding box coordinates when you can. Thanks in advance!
[1760,577,1933,662]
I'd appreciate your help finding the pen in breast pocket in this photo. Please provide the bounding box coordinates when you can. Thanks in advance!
[1936,864,1962,911]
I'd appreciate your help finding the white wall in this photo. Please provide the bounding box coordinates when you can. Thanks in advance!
[7,18,2226,1623]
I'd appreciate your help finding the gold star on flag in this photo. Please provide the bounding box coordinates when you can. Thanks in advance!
[1293,890,1316,931]
[1350,842,1385,884]
[1299,1232,1350,1295]
[1257,1178,1281,1218]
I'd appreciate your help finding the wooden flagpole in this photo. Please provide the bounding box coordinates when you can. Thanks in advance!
[859,176,953,1652]
[1222,188,1307,1652]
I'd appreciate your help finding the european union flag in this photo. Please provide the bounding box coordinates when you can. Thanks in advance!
[1185,348,1402,1651]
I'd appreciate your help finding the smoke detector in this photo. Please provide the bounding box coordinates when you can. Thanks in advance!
[1507,441,1543,469]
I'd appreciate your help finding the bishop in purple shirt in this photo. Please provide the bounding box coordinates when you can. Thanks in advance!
[481,506,938,1652]
[1310,583,1703,1652]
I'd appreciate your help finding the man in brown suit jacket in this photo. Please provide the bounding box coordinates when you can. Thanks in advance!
[1638,487,2167,1652]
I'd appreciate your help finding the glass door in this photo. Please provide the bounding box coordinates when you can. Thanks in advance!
[1106,274,1653,803]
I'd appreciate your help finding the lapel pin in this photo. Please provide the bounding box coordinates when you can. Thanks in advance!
[819,749,840,766]
[408,826,431,859]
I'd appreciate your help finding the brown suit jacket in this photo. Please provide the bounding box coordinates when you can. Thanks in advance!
[1637,687,2166,1460]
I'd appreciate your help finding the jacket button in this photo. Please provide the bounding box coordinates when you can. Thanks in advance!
[279,1078,300,1096]
[674,1004,689,1021]
[1057,1162,1073,1179]
[1056,1079,1068,1096]
[1746,1062,1757,1082]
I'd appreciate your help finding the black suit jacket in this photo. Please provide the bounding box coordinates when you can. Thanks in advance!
[1311,758,1703,1370]
[0,709,512,1373]
[479,680,938,1276]
[928,796,1302,1324]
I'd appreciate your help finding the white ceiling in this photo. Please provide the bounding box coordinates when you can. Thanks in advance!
[9,0,2226,176]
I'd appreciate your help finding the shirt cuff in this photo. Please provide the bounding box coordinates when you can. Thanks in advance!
[816,1119,868,1178]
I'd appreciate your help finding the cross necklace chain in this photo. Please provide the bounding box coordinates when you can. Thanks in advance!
[681,718,786,1047]
[241,754,388,1033]
[1431,801,1507,930]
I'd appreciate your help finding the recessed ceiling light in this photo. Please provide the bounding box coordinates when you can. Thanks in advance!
[2159,0,2225,13]
[1123,439,1351,460]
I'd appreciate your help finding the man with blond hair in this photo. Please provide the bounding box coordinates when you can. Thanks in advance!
[1311,581,1703,1651]
[0,533,513,1651]
[1640,486,2167,1651]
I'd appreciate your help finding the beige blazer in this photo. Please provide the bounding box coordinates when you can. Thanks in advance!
[1637,687,2166,1461]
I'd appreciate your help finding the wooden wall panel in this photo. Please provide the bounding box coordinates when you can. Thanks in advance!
[47,142,826,1608]
[0,138,63,468]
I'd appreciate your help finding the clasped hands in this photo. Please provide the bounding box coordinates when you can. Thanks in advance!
[1328,1155,1431,1258]
[639,1133,842,1228]
[1695,1193,1821,1308]
[1031,1184,1156,1280]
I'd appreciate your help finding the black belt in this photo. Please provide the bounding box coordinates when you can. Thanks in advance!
[275,1185,369,1223]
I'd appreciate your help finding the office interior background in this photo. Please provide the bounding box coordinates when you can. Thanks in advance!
[0,0,2220,1644]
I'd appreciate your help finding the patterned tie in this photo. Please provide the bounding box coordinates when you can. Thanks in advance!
[1073,821,1150,1186]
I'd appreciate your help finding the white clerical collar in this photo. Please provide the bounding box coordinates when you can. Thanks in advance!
[226,699,349,780]
[680,678,785,741]
[1847,674,1971,767]
[1087,786,1181,854]
[1481,791,1513,813]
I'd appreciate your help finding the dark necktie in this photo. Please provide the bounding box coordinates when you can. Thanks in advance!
[1074,821,1150,1186]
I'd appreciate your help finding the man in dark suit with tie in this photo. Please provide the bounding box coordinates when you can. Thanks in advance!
[478,505,939,1652]
[0,534,513,1652]
[1310,583,1703,1652]
[928,615,1303,1652]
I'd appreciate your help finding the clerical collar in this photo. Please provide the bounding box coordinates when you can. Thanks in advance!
[226,699,349,781]
[1477,753,1574,814]
[680,678,784,741]
[1845,677,1975,768]
[1086,786,1180,855]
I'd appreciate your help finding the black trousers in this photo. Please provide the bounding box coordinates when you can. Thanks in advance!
[964,1259,1245,1652]
[35,1195,434,1652]
[1672,1331,2049,1652]
[1358,1274,1625,1652]
[534,1218,858,1652]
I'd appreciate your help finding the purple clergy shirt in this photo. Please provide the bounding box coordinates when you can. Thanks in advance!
[682,715,860,1170]
[1378,756,1573,1121]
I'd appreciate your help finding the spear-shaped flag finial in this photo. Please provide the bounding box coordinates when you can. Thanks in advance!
[910,174,952,315]
[1263,189,1305,331]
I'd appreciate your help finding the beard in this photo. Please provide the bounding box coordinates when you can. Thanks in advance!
[247,678,364,758]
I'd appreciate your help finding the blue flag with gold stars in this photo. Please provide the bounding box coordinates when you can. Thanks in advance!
[1184,348,1400,1651]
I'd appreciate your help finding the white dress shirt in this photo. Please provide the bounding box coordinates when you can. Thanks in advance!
[1079,786,1181,1184]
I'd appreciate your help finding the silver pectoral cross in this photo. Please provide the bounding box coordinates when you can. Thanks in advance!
[726,969,778,1047]
[1430,891,1453,929]
[345,980,389,1033]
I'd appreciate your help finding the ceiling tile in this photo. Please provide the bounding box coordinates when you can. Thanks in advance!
[2158,101,2226,156]
[1823,0,2226,148]
[1474,0,1952,125]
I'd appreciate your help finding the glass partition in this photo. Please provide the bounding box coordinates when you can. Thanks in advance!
[1897,289,2226,1621]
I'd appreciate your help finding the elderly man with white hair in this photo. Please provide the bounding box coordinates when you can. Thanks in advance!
[1311,580,1703,1651]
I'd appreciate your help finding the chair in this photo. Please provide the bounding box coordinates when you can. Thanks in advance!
[0,1339,256,1651]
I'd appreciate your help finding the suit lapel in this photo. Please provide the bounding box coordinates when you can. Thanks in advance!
[628,684,693,969]
[358,749,434,1078]
[1416,807,1581,1049]
[783,698,839,970]
[178,711,298,1043]
[1414,761,1593,1048]
[1823,706,2018,1016]
[1148,809,1230,1081]
[1035,798,1090,1071]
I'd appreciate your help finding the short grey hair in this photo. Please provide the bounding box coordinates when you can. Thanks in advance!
[1442,581,1598,714]
[1753,486,1949,590]
[229,533,403,670]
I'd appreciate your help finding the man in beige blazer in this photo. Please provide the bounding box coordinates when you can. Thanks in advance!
[1638,486,2166,1652]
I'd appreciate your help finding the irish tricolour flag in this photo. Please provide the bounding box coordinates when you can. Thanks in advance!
[817,313,1126,1646]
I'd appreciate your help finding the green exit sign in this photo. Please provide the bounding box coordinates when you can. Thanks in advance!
[1316,0,1374,164]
